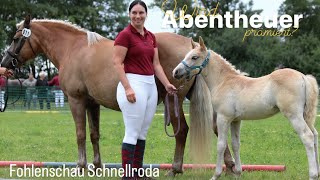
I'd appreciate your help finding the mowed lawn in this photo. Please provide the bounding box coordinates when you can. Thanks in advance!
[0,108,320,179]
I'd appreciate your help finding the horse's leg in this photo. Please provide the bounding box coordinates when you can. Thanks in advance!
[87,100,101,169]
[212,112,235,175]
[165,103,189,176]
[230,120,242,176]
[69,96,87,168]
[287,114,318,179]
[310,127,319,175]
[211,114,231,180]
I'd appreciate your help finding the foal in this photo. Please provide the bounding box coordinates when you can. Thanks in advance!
[173,37,319,180]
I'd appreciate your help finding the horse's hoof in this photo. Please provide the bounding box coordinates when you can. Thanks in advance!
[165,170,176,177]
[76,165,86,173]
[165,169,183,177]
[210,176,217,180]
[234,171,242,179]
[225,164,236,176]
[93,163,102,169]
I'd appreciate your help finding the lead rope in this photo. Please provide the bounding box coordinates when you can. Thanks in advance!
[164,93,180,137]
[163,79,187,137]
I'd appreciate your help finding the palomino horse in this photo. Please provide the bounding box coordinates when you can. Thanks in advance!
[1,16,235,175]
[173,37,319,180]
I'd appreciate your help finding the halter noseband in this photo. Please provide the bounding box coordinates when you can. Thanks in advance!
[6,27,36,68]
[181,50,210,80]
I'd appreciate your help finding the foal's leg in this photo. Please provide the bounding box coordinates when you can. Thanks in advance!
[230,120,242,176]
[211,115,231,180]
[287,114,318,179]
[87,100,101,169]
[69,96,87,168]
[212,112,235,174]
[165,103,189,176]
[310,127,319,176]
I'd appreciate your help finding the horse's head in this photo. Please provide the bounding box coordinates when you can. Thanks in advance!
[172,36,210,80]
[1,15,38,69]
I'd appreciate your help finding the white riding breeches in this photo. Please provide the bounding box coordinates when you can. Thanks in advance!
[117,73,158,145]
[0,90,5,109]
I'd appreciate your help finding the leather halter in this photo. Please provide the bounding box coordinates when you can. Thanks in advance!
[6,27,36,68]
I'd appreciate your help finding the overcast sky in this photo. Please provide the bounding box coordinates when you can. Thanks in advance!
[143,0,285,33]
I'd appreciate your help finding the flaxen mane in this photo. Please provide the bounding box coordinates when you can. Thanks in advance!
[17,19,104,46]
[211,50,248,76]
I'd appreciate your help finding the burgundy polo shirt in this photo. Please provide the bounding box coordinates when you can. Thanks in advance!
[114,24,157,75]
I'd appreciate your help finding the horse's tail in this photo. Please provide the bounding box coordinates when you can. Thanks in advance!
[189,75,213,162]
[87,31,104,46]
[303,75,319,169]
[303,75,319,129]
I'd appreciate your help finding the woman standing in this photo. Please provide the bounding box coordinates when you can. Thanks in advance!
[113,0,177,178]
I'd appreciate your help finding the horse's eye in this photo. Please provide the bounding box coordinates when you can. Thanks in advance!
[192,56,198,60]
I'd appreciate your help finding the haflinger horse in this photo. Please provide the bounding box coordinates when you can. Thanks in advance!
[1,16,236,176]
[173,36,319,180]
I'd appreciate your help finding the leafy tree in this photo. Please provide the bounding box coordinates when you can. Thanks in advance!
[279,0,320,38]
[281,33,320,79]
[278,0,320,80]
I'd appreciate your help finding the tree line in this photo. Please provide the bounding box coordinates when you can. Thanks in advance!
[0,0,319,81]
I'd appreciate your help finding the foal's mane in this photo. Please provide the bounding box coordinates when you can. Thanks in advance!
[210,50,248,76]
[17,19,105,46]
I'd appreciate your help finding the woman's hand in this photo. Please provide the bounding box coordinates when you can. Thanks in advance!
[125,87,136,103]
[0,68,13,77]
[4,69,13,77]
[0,68,6,75]
[165,83,177,95]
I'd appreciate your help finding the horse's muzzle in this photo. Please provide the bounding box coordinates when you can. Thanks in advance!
[1,52,18,69]
[173,68,184,79]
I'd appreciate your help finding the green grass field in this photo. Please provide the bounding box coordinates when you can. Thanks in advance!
[0,108,320,179]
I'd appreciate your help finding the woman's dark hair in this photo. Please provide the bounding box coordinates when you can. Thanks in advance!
[129,0,147,13]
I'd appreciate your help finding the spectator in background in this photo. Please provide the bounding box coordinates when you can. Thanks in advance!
[22,73,37,109]
[48,74,64,108]
[36,71,50,110]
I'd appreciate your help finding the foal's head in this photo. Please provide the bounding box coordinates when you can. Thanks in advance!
[1,15,38,69]
[172,36,210,80]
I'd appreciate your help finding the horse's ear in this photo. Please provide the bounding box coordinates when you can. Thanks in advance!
[24,15,31,28]
[191,38,196,49]
[199,36,206,51]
